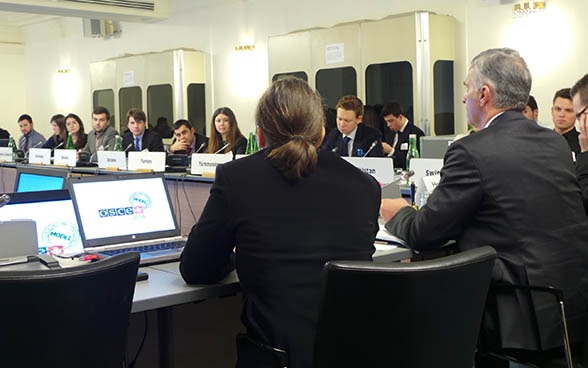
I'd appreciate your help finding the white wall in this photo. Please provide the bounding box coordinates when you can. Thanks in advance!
[3,0,587,138]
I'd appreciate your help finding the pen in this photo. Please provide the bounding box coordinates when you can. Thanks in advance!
[410,181,418,209]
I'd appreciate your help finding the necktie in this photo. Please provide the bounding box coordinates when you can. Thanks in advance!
[134,137,140,151]
[340,136,351,157]
[186,146,192,155]
[23,135,29,151]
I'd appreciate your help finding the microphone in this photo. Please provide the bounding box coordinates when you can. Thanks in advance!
[123,143,133,152]
[331,146,339,153]
[214,142,231,154]
[24,141,44,159]
[51,142,64,152]
[0,194,10,208]
[195,142,206,154]
[362,140,378,157]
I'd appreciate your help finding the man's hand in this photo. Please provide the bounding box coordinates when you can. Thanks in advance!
[170,139,188,152]
[380,198,410,222]
[382,142,392,155]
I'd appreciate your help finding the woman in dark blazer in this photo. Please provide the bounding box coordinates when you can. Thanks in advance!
[206,106,247,157]
[42,114,67,150]
[180,78,381,368]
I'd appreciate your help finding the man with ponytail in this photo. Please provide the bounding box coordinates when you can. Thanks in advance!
[180,77,381,368]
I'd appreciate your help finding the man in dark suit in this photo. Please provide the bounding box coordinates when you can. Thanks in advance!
[551,88,580,160]
[321,95,384,157]
[122,108,164,152]
[381,101,425,169]
[168,119,208,155]
[381,48,588,366]
[572,74,588,212]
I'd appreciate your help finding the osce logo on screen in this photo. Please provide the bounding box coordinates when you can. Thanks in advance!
[97,192,152,218]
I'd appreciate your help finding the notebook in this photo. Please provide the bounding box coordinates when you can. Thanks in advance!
[69,172,186,265]
[0,190,84,256]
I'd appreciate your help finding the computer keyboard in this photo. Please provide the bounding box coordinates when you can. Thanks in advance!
[100,241,185,256]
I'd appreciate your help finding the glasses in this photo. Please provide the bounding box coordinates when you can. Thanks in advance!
[576,106,588,121]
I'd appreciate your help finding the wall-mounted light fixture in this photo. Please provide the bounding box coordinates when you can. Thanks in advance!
[514,1,546,18]
[57,68,71,74]
[235,45,255,52]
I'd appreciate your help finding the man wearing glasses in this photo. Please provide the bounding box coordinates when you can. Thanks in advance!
[571,74,588,210]
[551,88,580,160]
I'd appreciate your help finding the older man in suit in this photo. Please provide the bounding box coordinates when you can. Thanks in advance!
[381,48,588,366]
[321,95,384,157]
[122,108,164,152]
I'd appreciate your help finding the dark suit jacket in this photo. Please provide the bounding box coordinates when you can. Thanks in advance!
[180,149,380,368]
[391,121,425,170]
[386,111,588,350]
[170,133,209,154]
[321,123,384,157]
[122,129,164,152]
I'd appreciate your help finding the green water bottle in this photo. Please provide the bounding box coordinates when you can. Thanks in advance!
[7,136,16,161]
[113,135,123,151]
[246,132,258,154]
[66,133,75,150]
[405,134,419,181]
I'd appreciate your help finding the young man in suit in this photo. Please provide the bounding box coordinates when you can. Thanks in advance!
[122,108,164,152]
[168,119,208,155]
[381,48,588,366]
[82,106,119,162]
[381,101,425,170]
[551,88,580,160]
[321,95,384,157]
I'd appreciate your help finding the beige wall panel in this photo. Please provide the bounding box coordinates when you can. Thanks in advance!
[268,31,312,86]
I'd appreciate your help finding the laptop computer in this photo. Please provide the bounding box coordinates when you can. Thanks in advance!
[68,172,186,265]
[419,135,455,159]
[0,220,38,266]
[0,190,84,256]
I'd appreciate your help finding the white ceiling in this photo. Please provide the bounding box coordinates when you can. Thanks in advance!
[0,11,57,28]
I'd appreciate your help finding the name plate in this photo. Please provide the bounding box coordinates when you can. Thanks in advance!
[0,147,12,162]
[409,158,443,186]
[97,151,126,170]
[190,153,232,175]
[53,149,77,167]
[127,151,166,172]
[343,157,394,185]
[28,148,51,165]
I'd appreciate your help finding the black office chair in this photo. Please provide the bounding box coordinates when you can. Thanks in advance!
[478,283,576,368]
[313,246,496,368]
[0,252,140,368]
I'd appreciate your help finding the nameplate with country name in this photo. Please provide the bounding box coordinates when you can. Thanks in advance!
[409,158,444,187]
[0,147,12,162]
[53,149,77,167]
[190,153,232,175]
[28,148,51,165]
[98,151,126,170]
[127,151,166,172]
[343,157,394,185]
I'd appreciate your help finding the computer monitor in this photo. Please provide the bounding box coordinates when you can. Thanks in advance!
[0,189,84,256]
[14,165,69,193]
[419,135,455,159]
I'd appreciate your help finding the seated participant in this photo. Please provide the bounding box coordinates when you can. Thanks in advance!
[380,101,425,169]
[180,78,380,368]
[65,113,88,150]
[17,114,46,153]
[42,114,67,150]
[168,119,208,155]
[152,116,174,139]
[522,94,539,122]
[321,95,384,157]
[122,108,164,152]
[81,106,119,162]
[381,48,588,367]
[206,107,247,157]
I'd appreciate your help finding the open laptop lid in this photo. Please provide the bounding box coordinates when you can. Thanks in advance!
[0,190,84,256]
[69,172,179,248]
[14,164,69,193]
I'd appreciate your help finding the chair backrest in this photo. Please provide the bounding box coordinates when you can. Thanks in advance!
[0,252,140,368]
[313,246,496,368]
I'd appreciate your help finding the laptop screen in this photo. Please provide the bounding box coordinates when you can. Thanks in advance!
[14,166,68,193]
[69,173,179,247]
[0,190,84,256]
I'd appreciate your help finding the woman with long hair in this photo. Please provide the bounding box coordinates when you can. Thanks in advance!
[180,78,380,368]
[42,114,67,149]
[206,107,247,156]
[65,113,88,150]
